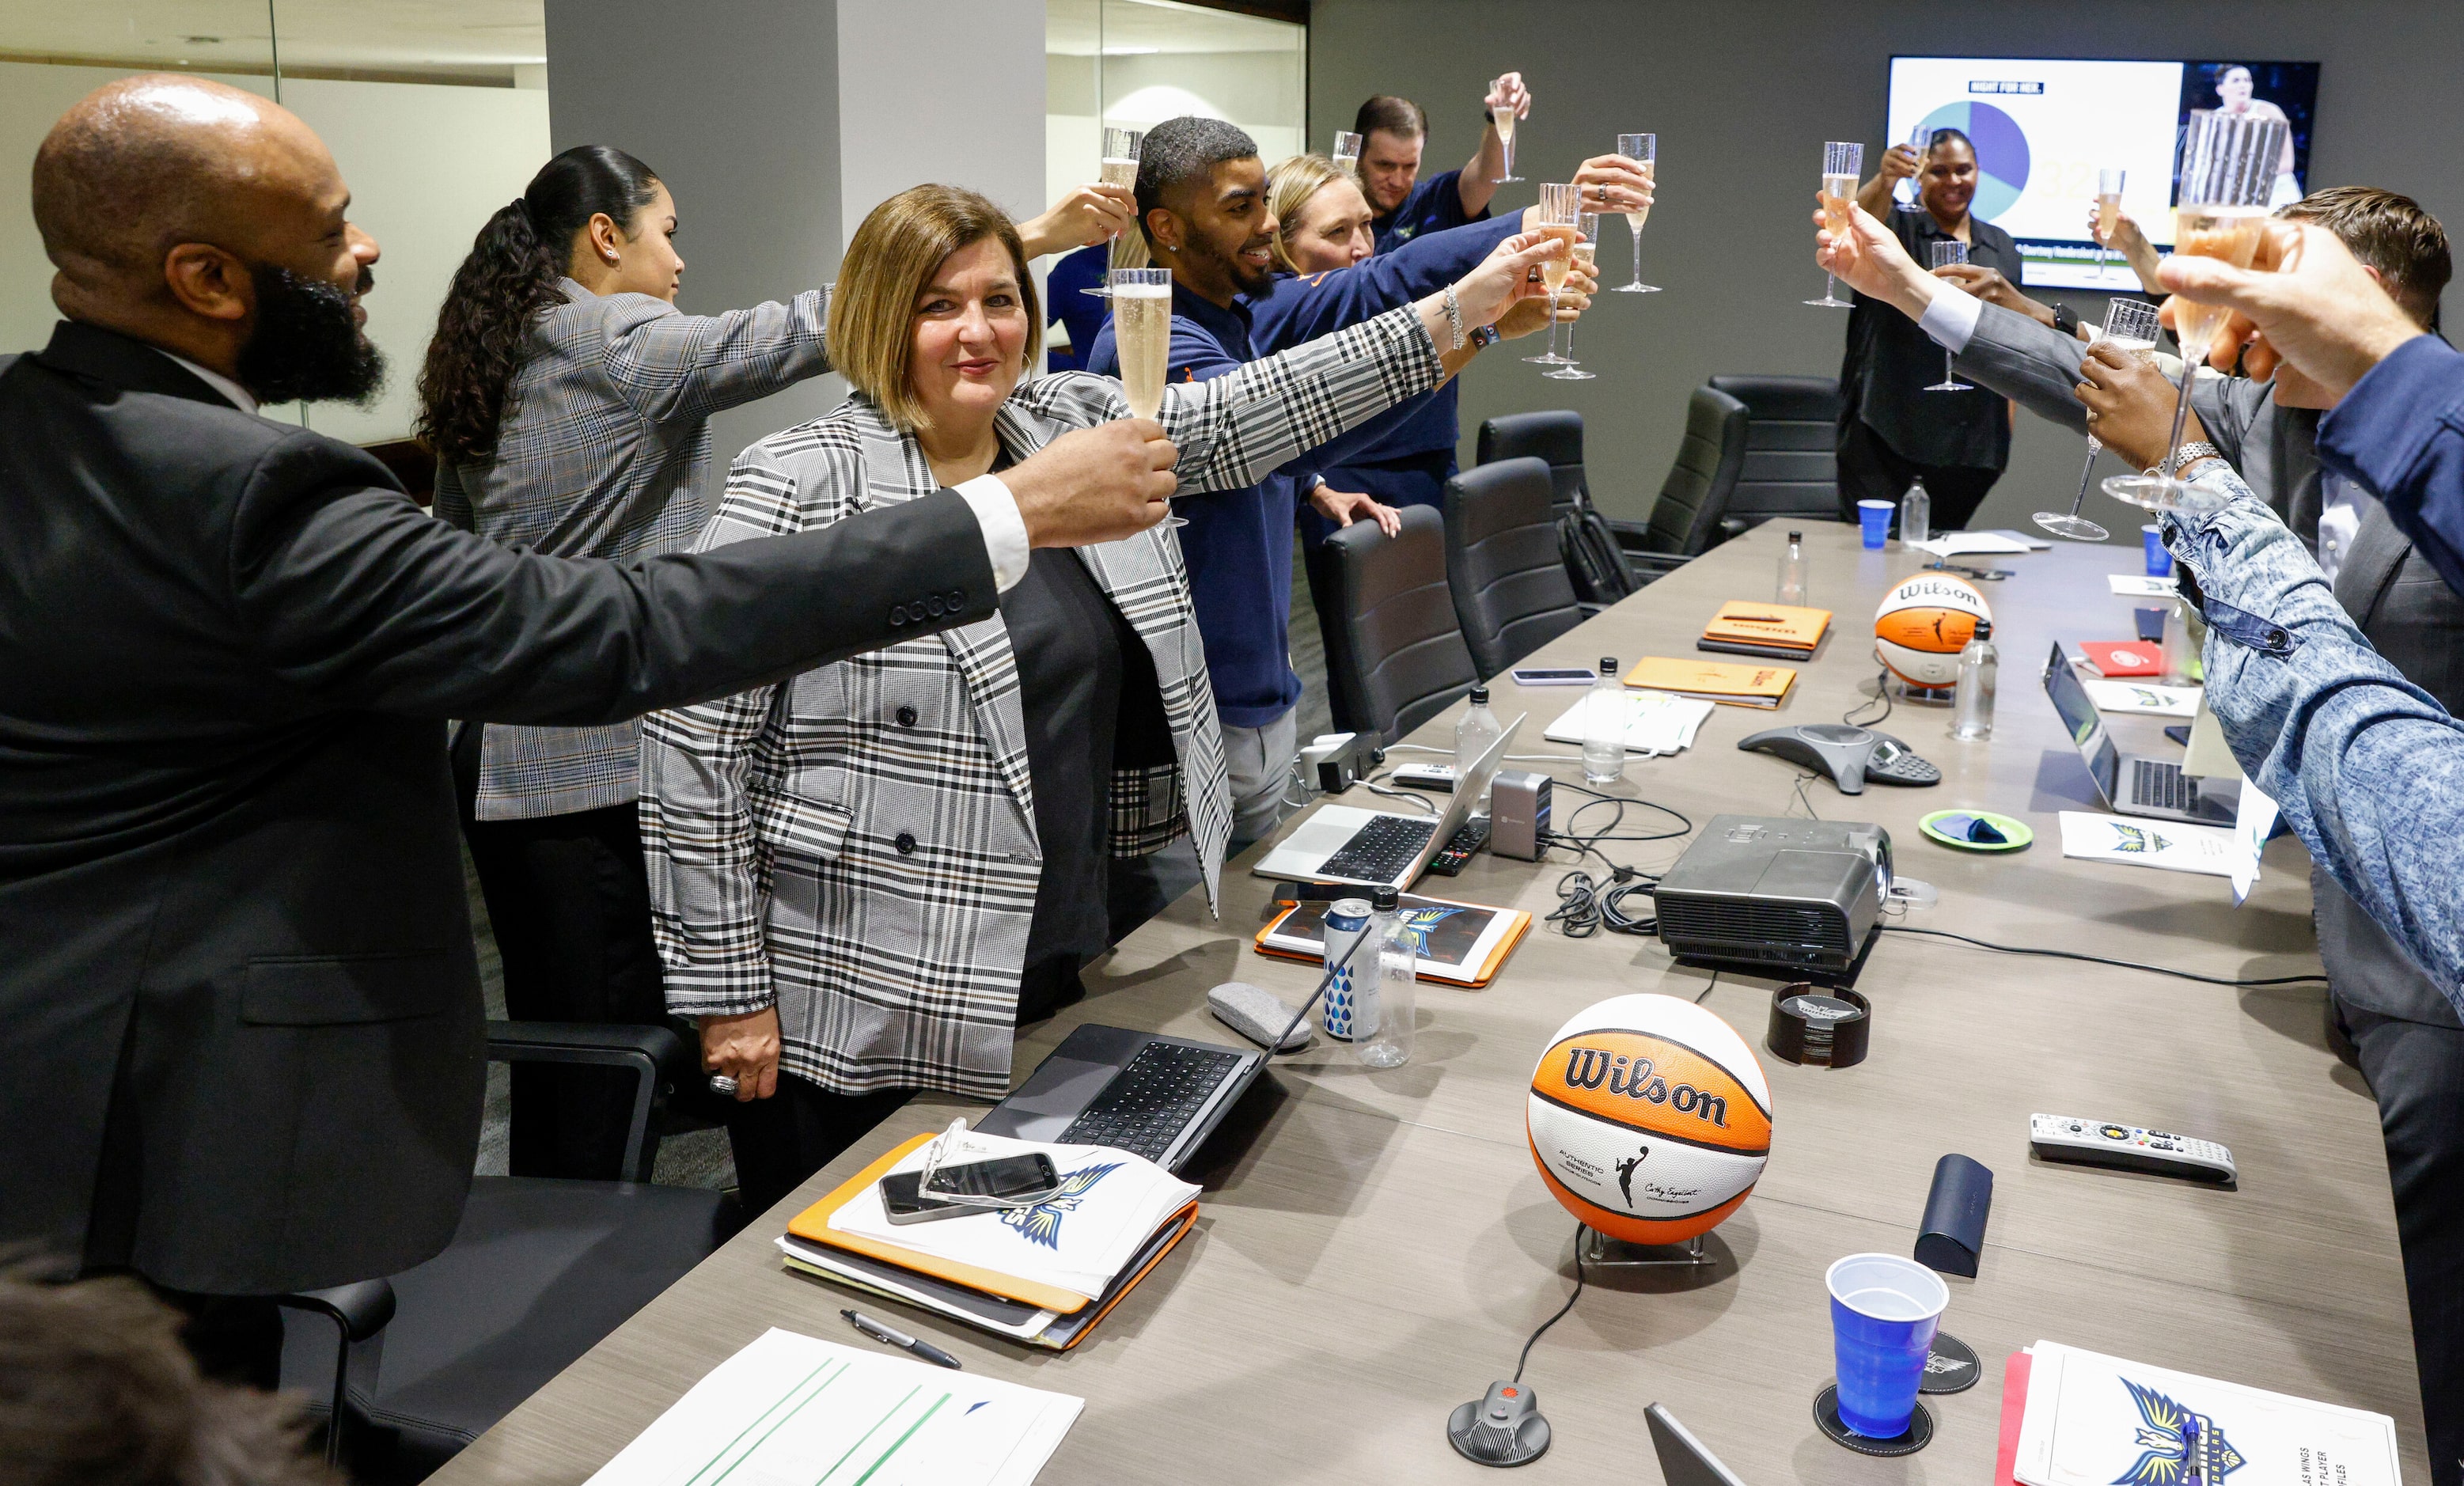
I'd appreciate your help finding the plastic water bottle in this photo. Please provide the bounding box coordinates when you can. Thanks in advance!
[1356,886,1417,1068]
[1776,529,1808,607]
[1950,620,1997,741]
[2160,597,2193,684]
[1454,684,1502,815]
[1583,656,1626,785]
[1899,477,1931,547]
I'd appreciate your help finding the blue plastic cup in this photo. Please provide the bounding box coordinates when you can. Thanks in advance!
[1826,1253,1948,1438]
[1858,500,1893,550]
[2143,524,2173,578]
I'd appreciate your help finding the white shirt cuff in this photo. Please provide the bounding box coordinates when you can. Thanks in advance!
[1918,286,1984,355]
[953,473,1031,593]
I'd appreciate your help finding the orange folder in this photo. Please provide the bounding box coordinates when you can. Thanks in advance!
[1624,655,1797,707]
[1701,601,1832,651]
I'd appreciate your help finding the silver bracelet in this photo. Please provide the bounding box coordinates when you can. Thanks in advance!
[2164,440,2225,478]
[1442,286,1467,351]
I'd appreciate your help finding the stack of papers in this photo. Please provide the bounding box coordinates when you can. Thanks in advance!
[2058,812,2238,878]
[1622,656,1797,708]
[584,1329,1080,1486]
[2005,1340,2400,1486]
[1543,688,1717,754]
[1697,600,1831,661]
[2109,574,2178,597]
[2081,680,2200,718]
[1909,530,2037,557]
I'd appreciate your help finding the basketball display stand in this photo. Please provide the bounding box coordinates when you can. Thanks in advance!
[1578,1227,1715,1268]
[1886,677,1956,706]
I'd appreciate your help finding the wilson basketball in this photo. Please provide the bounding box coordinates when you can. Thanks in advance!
[1527,995,1772,1245]
[1873,574,1992,688]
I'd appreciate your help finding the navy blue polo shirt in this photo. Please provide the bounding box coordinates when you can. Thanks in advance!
[1357,166,1492,465]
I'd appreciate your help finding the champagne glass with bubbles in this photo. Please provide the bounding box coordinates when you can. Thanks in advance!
[1085,127,1147,296]
[1544,214,1600,380]
[1493,97,1522,183]
[2103,111,2288,517]
[2092,168,2125,279]
[1923,241,1972,390]
[1897,119,1930,207]
[1110,267,1185,528]
[1523,184,1582,365]
[2034,297,2162,542]
[1613,133,1658,293]
[1332,131,1362,180]
[1807,142,1862,307]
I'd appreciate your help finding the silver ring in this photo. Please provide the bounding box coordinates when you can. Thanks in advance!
[709,1074,740,1096]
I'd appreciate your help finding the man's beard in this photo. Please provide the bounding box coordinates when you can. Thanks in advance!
[1197,235,1277,298]
[235,264,385,406]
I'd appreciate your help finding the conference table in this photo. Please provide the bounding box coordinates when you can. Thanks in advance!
[432,521,2427,1484]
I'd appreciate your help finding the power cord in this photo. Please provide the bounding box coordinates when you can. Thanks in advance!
[1359,773,1439,813]
[1844,664,1893,729]
[1882,924,2330,988]
[1547,866,1658,936]
[1512,1220,1589,1385]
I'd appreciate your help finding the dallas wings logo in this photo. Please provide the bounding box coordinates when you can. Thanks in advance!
[1390,905,1461,956]
[999,1162,1122,1250]
[2110,822,2173,855]
[2112,1378,2246,1486]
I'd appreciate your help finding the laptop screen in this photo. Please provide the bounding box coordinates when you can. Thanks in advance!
[2041,643,2120,798]
[1646,1406,1750,1486]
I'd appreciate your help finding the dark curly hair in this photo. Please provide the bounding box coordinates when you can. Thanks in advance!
[414,145,662,465]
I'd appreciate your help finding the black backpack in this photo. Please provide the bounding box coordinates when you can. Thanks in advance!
[1557,485,1639,607]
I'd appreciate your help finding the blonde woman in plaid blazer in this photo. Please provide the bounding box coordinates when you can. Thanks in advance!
[640,184,1560,1211]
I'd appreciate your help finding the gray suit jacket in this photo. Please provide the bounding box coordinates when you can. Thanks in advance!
[1957,303,2458,1025]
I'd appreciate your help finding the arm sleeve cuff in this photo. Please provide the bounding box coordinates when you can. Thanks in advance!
[2318,333,2463,496]
[1919,286,1984,354]
[953,473,1030,593]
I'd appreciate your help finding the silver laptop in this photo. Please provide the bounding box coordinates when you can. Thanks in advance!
[2041,643,2235,824]
[1252,714,1525,890]
[1646,1405,1750,1486]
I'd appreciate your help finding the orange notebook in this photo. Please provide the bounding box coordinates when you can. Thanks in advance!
[1701,601,1831,652]
[1624,655,1797,708]
[1253,891,1533,987]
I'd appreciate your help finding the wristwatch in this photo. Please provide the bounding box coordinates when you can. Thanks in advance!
[2051,304,2080,336]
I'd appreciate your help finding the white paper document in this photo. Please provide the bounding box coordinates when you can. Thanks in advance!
[2231,781,2280,906]
[2081,680,2200,718]
[1543,688,1716,756]
[828,1130,1197,1302]
[2108,574,2179,597]
[1909,530,2034,556]
[2057,811,2240,878]
[584,1329,1081,1486]
[2015,1340,2400,1486]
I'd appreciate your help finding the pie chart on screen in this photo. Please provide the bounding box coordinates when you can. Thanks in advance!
[1913,100,2030,222]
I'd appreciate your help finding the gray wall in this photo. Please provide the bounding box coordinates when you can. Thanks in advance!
[1309,0,2464,538]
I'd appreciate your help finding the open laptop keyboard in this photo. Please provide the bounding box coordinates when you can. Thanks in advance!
[1058,1041,1244,1162]
[2130,757,2193,813]
[1316,813,1439,884]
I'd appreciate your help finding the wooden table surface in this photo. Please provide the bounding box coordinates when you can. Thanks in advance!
[432,521,2424,1485]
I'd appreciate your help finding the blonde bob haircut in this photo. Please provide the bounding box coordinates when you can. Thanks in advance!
[828,184,1042,432]
[1264,153,1351,274]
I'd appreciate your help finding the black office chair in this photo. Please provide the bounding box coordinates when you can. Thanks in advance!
[1474,410,1644,609]
[1309,503,1479,745]
[1705,374,1844,530]
[1477,410,1587,517]
[1443,458,1584,680]
[1622,385,1750,581]
[280,1021,733,1484]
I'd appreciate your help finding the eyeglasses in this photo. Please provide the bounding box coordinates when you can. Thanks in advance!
[908,1119,1051,1210]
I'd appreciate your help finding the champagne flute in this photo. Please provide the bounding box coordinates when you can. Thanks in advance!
[2034,298,2162,542]
[1613,132,1658,293]
[1332,130,1362,180]
[1084,127,1147,296]
[1493,100,1522,183]
[1896,119,1930,207]
[1523,184,1581,365]
[1110,267,1185,529]
[2091,168,2125,279]
[1544,214,1600,381]
[2104,111,2288,516]
[1923,241,1973,390]
[1807,142,1863,307]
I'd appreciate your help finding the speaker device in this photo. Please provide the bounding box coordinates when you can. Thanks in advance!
[1489,771,1550,860]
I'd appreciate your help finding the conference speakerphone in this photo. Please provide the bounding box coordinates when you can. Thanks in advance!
[2028,1113,2236,1185]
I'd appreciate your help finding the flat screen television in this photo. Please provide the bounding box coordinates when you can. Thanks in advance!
[1886,56,2321,291]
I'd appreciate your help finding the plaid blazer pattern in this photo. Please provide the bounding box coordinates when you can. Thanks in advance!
[434,279,831,821]
[641,304,1440,1098]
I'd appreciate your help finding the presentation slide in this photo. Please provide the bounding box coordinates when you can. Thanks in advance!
[1887,56,2321,292]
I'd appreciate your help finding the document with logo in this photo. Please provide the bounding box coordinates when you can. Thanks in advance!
[2081,680,2199,718]
[582,1328,1080,1486]
[1255,890,1532,986]
[1544,687,1718,753]
[2108,574,2178,597]
[2057,811,2238,878]
[2013,1340,2399,1486]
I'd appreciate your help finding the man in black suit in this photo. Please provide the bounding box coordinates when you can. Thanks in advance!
[0,74,1176,1383]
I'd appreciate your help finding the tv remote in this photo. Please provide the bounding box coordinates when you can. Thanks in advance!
[1422,818,1491,877]
[2029,1114,2236,1185]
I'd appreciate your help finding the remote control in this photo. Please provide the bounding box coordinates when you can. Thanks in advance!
[2029,1114,2236,1185]
[1389,763,1458,791]
[1422,818,1491,877]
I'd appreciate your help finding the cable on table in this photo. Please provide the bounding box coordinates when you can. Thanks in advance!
[1512,1220,1589,1385]
[1882,923,2330,988]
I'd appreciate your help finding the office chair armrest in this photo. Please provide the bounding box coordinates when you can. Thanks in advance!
[276,1279,396,1343]
[486,1021,689,1182]
[1628,552,1690,579]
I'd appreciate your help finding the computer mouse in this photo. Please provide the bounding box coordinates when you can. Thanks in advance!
[1446,1379,1551,1466]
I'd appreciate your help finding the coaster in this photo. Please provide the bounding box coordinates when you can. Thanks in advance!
[1919,809,2034,852]
[1813,1386,1934,1456]
[1920,1332,1981,1394]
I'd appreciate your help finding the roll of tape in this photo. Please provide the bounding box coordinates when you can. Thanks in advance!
[1765,984,1871,1068]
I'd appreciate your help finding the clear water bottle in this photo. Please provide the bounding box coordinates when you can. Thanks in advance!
[2160,597,2193,684]
[1356,885,1417,1068]
[1899,477,1931,547]
[1951,620,1997,741]
[1454,684,1502,814]
[1583,656,1626,785]
[1776,529,1808,607]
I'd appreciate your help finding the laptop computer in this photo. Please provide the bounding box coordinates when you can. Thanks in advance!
[2041,642,2235,824]
[1646,1405,1750,1486]
[1252,713,1527,889]
[974,1024,1262,1174]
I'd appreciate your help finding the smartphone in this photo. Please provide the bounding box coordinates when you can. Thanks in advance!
[878,1152,1061,1225]
[1510,667,1595,686]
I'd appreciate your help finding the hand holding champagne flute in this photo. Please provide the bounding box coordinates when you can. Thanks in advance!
[1487,71,1528,182]
[1613,133,1658,292]
[1525,184,1582,365]
[1544,214,1600,380]
[2034,297,2162,542]
[2092,167,2125,278]
[1096,127,1148,285]
[1109,267,1181,525]
[1808,142,1863,307]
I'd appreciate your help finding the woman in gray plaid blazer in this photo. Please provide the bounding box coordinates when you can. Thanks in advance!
[640,184,1555,1211]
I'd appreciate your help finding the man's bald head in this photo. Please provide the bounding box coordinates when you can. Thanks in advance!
[33,74,329,298]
